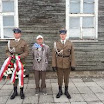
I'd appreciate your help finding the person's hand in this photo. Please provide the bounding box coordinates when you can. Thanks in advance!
[71,67,75,71]
[52,67,57,72]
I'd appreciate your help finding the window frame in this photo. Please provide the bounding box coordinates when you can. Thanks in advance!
[66,0,98,40]
[0,0,19,40]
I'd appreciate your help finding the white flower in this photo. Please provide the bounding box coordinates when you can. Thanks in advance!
[15,76,18,79]
[4,73,8,76]
[8,68,11,71]
[8,71,12,74]
[7,71,9,75]
[24,69,26,72]
[23,75,26,77]
[16,72,18,75]
[4,72,6,75]
[11,68,14,71]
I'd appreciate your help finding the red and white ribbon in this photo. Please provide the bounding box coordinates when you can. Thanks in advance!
[16,55,24,87]
[0,55,24,87]
[10,55,24,87]
[0,57,12,80]
[10,63,18,84]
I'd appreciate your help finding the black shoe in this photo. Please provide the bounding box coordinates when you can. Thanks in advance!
[10,87,18,99]
[56,86,63,98]
[64,86,71,99]
[20,87,25,99]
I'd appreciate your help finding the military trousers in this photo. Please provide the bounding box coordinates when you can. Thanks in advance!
[13,80,18,87]
[13,78,24,88]
[57,68,70,86]
[34,70,46,90]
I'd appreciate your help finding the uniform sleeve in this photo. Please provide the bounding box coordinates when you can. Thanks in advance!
[71,43,76,67]
[20,42,29,59]
[6,44,11,57]
[52,48,57,67]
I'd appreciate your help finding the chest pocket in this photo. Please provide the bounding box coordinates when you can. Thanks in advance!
[68,49,71,53]
[18,45,25,52]
[64,45,72,55]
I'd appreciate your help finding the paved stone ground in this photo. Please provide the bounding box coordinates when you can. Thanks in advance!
[0,77,104,104]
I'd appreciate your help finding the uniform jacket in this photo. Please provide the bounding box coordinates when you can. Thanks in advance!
[32,44,50,71]
[52,40,75,69]
[6,39,29,63]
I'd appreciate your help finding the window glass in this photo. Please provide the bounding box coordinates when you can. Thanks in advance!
[82,28,95,38]
[4,28,14,38]
[69,29,81,38]
[83,1,94,13]
[70,17,80,28]
[2,1,14,12]
[66,0,97,39]
[3,16,14,26]
[0,0,18,39]
[83,17,94,28]
[70,0,80,13]
[84,0,94,2]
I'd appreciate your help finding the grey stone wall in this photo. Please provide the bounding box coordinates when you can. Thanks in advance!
[0,0,104,71]
[18,0,66,71]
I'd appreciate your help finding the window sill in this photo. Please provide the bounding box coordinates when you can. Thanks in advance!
[0,38,14,42]
[70,39,98,43]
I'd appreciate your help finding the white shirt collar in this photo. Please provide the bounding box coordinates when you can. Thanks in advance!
[61,39,66,44]
[15,38,20,42]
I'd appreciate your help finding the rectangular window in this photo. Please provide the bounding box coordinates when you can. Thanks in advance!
[0,0,18,39]
[66,0,98,40]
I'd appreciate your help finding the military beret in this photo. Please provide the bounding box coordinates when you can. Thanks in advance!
[13,28,21,33]
[59,29,67,35]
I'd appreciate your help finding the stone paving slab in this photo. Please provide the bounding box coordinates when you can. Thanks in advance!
[53,94,70,103]
[0,90,12,96]
[1,85,13,90]
[39,95,54,103]
[76,86,93,94]
[70,94,84,102]
[81,93,99,102]
[0,80,6,85]
[0,96,9,104]
[23,95,38,104]
[84,82,99,87]
[87,102,104,104]
[95,93,104,100]
[0,77,104,104]
[69,86,80,94]
[71,102,87,104]
[6,97,23,104]
[89,86,104,93]
[0,85,3,89]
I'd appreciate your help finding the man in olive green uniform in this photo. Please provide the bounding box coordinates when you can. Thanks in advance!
[6,28,29,99]
[52,29,75,99]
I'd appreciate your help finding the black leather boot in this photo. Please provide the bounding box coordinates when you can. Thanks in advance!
[10,86,18,99]
[64,86,71,99]
[20,87,25,99]
[56,86,63,98]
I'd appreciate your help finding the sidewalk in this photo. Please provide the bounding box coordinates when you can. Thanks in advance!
[0,77,104,104]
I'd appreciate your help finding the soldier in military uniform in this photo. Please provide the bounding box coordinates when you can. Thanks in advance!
[6,28,29,99]
[52,29,75,99]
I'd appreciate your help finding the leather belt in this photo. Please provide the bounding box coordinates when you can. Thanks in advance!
[57,54,70,58]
